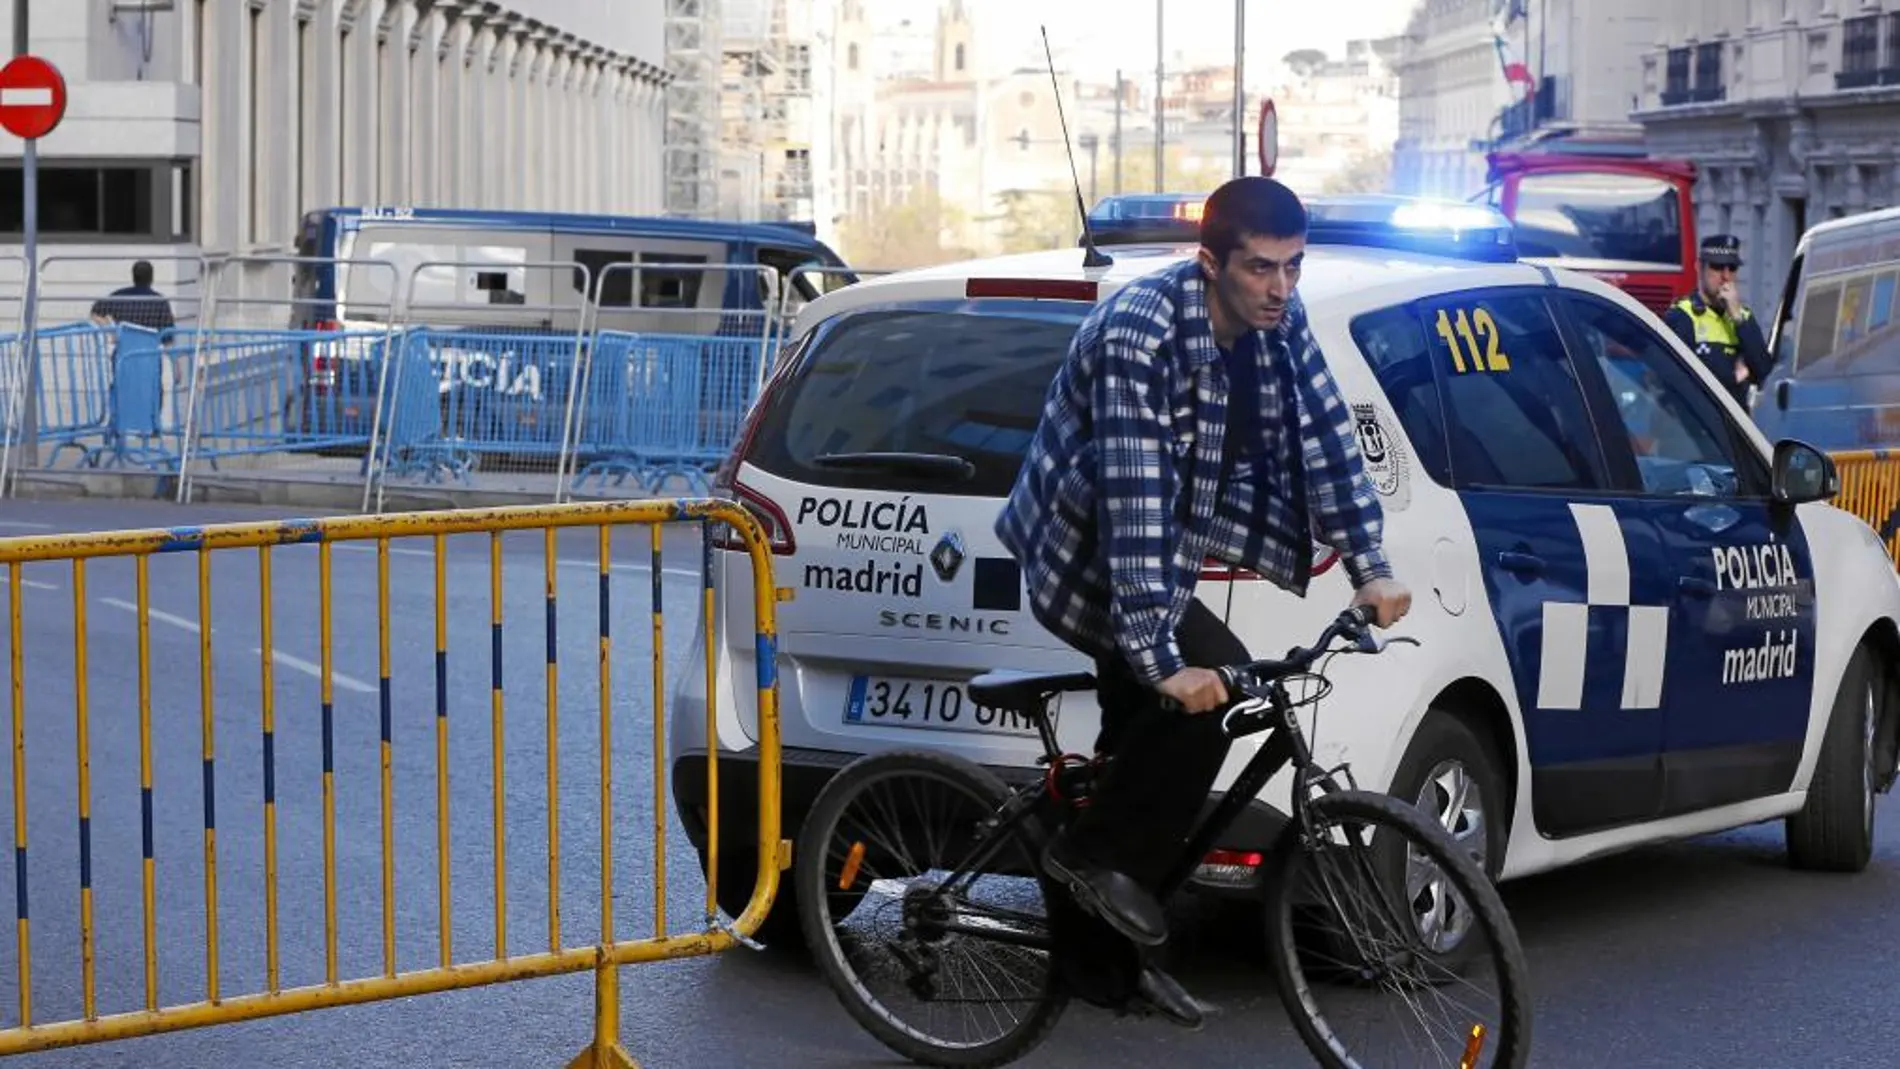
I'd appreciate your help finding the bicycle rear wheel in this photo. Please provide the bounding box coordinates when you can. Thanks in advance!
[1264,789,1532,1069]
[794,750,1067,1068]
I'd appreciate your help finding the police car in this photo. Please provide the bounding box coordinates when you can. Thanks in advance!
[670,192,1900,940]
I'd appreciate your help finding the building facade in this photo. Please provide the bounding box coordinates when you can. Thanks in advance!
[0,0,668,306]
[1633,0,1900,317]
[1270,39,1402,197]
[1394,0,1659,197]
[1393,0,1507,198]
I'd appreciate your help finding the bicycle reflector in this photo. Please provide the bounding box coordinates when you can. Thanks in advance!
[1461,1022,1488,1069]
[1303,194,1519,263]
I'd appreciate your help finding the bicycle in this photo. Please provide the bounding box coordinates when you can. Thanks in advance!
[793,605,1532,1068]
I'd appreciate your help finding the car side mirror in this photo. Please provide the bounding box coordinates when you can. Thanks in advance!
[1771,438,1838,505]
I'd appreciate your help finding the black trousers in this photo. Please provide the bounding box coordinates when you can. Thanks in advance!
[1047,600,1249,1003]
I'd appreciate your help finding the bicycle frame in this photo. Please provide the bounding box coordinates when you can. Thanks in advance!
[929,672,1337,930]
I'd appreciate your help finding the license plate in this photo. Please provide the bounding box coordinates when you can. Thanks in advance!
[843,676,1055,738]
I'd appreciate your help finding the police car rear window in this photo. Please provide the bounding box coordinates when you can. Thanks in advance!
[747,305,1088,497]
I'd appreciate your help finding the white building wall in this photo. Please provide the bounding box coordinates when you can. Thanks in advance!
[0,0,669,317]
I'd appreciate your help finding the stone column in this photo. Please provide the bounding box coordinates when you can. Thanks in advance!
[200,0,246,252]
[490,27,522,210]
[258,0,298,247]
[579,55,603,213]
[302,0,344,218]
[437,4,473,207]
[410,1,446,207]
[379,0,415,203]
[465,16,497,208]
[341,0,385,208]
[548,42,575,211]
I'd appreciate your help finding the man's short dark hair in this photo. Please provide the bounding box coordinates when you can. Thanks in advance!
[1199,177,1308,264]
[132,260,154,288]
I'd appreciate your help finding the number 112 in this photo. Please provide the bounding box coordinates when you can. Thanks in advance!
[1435,307,1512,374]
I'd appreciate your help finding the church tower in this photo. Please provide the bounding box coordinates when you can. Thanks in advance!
[935,0,974,82]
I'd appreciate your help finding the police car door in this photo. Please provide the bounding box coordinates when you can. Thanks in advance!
[1418,287,1673,837]
[1554,291,1816,817]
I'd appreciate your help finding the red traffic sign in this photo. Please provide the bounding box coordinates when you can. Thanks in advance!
[1257,98,1279,178]
[0,55,67,140]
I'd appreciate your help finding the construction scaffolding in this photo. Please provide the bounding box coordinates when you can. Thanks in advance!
[665,0,722,218]
[713,0,816,224]
[772,9,817,221]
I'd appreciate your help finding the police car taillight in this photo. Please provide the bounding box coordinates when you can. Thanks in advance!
[710,357,798,556]
[965,278,1100,301]
[1194,848,1263,888]
[710,481,795,556]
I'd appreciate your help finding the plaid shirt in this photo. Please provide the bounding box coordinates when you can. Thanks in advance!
[90,286,177,332]
[995,258,1391,684]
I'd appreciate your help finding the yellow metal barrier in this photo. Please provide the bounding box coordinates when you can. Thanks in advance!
[1831,449,1900,563]
[0,499,783,1066]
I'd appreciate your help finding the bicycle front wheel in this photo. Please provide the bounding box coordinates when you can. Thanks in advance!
[794,750,1067,1069]
[1264,789,1532,1069]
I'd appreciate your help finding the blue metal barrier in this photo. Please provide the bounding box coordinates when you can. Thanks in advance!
[177,327,393,469]
[1,312,789,503]
[569,329,769,494]
[1,323,115,464]
[377,329,587,483]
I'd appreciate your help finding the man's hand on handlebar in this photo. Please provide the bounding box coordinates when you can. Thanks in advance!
[1157,666,1230,714]
[1350,577,1412,629]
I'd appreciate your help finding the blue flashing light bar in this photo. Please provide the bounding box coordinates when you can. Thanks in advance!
[1303,194,1518,263]
[1083,191,1518,264]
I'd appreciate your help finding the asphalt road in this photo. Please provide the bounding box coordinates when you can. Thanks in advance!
[0,499,1897,1068]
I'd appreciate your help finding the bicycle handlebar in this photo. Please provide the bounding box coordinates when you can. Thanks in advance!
[1216,604,1413,700]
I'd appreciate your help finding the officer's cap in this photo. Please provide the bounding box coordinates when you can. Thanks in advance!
[1700,234,1743,268]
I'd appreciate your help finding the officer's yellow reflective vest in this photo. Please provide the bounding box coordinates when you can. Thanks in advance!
[1672,295,1747,351]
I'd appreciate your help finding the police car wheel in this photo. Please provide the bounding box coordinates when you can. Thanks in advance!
[1387,711,1509,883]
[1786,644,1879,873]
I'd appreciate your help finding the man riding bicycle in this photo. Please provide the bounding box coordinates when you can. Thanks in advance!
[994,176,1412,1029]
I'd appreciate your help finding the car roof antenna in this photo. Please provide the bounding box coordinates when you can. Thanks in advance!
[1042,26,1113,269]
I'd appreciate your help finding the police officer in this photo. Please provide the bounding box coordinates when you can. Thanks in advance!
[1662,234,1773,406]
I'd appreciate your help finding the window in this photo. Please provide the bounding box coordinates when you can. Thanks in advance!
[0,161,183,241]
[1692,42,1724,101]
[1349,304,1452,486]
[1844,15,1880,76]
[1420,291,1608,491]
[1561,294,1761,498]
[747,304,1090,497]
[756,246,825,312]
[572,248,637,307]
[1663,47,1691,103]
[636,252,708,309]
[1511,171,1682,269]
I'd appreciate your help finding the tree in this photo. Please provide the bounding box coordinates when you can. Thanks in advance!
[1323,149,1396,195]
[1282,48,1329,77]
[834,187,975,270]
[994,189,1082,254]
[1092,143,1198,200]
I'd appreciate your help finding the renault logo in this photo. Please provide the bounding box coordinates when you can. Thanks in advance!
[930,530,966,583]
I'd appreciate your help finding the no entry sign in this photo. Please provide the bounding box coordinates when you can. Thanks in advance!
[0,55,67,140]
